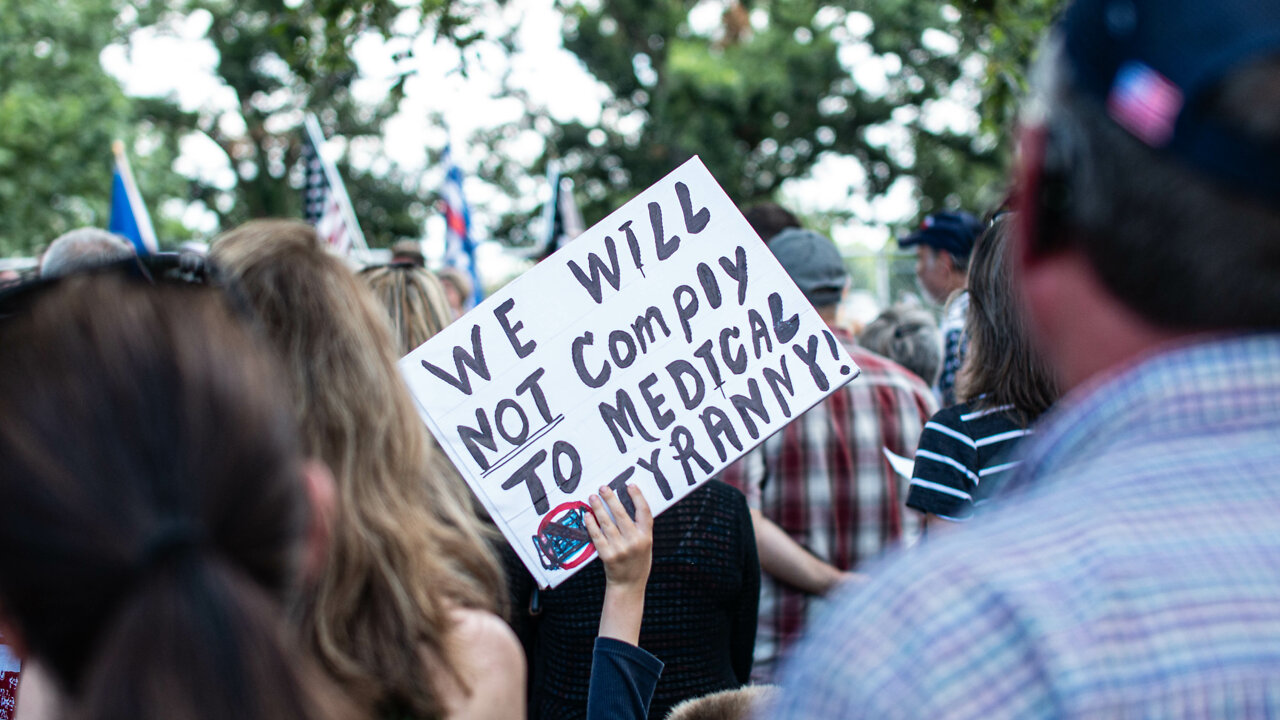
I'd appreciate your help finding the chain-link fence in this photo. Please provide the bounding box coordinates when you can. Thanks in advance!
[840,250,939,327]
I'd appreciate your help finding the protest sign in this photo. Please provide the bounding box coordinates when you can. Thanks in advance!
[400,157,860,588]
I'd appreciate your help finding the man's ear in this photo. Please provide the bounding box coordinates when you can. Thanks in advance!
[300,460,337,583]
[940,250,958,276]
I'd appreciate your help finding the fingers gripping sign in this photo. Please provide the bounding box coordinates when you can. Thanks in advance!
[586,484,654,587]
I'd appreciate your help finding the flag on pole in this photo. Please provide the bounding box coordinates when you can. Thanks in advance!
[109,141,158,256]
[440,145,482,307]
[302,113,369,256]
[537,159,585,259]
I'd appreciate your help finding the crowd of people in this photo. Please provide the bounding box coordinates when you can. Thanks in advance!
[0,0,1278,717]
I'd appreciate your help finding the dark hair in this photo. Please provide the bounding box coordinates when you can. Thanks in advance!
[743,202,801,242]
[946,247,971,274]
[1035,43,1280,329]
[0,275,347,720]
[956,215,1060,426]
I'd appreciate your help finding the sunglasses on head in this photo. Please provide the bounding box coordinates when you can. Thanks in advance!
[0,252,245,322]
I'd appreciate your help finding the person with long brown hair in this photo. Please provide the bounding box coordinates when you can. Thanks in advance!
[0,268,350,720]
[905,213,1061,522]
[211,221,521,720]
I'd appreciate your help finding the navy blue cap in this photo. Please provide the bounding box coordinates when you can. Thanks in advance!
[898,211,983,258]
[1061,0,1280,196]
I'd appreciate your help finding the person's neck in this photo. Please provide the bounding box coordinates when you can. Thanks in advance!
[943,274,967,302]
[817,306,841,327]
[1024,251,1186,393]
[1058,303,1186,392]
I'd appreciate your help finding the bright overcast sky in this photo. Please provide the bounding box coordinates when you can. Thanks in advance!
[99,0,960,278]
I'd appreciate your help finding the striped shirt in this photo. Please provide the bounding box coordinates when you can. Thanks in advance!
[770,334,1280,718]
[719,336,937,681]
[906,401,1032,520]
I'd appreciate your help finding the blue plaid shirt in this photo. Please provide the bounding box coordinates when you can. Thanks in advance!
[770,334,1280,718]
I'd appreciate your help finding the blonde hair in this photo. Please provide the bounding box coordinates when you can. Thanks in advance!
[211,220,503,719]
[358,264,455,355]
[665,685,778,720]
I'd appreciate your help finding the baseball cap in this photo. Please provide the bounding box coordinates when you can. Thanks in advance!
[1061,0,1280,196]
[898,211,984,258]
[768,228,848,308]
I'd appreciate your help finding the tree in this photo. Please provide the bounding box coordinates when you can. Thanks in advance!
[130,0,496,247]
[538,1,901,228]
[484,0,1058,249]
[0,0,493,256]
[0,0,174,255]
[877,0,1061,214]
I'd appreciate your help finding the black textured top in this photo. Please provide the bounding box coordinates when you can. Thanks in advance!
[503,480,760,720]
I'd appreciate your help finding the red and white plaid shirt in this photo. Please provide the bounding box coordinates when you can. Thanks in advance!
[720,332,937,679]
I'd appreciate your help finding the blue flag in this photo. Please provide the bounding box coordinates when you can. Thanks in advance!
[441,145,482,308]
[108,141,157,255]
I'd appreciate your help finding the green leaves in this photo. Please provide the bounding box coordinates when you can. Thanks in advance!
[0,0,137,253]
[0,0,492,255]
[151,0,494,246]
[0,0,1058,258]
[492,0,1057,246]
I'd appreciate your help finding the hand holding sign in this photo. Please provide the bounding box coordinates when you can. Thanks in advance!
[400,157,859,588]
[586,484,654,590]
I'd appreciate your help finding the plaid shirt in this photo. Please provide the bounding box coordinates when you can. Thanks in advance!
[771,334,1280,718]
[719,333,936,680]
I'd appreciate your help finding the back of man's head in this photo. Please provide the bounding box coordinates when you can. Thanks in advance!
[390,239,426,268]
[767,228,848,310]
[666,685,777,720]
[41,228,135,278]
[744,202,801,243]
[860,305,944,385]
[1024,0,1280,330]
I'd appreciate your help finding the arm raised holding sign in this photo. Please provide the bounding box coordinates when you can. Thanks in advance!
[584,484,665,720]
[586,484,654,645]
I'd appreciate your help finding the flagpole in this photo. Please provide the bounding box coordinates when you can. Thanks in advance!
[111,140,158,254]
[303,114,370,255]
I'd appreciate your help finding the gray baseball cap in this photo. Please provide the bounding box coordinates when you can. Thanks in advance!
[767,228,848,308]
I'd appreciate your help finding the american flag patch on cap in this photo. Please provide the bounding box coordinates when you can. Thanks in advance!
[1106,61,1184,147]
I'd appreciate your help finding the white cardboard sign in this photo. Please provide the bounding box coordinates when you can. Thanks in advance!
[400,157,860,588]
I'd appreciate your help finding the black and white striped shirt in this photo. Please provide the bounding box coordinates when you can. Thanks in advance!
[906,401,1032,520]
